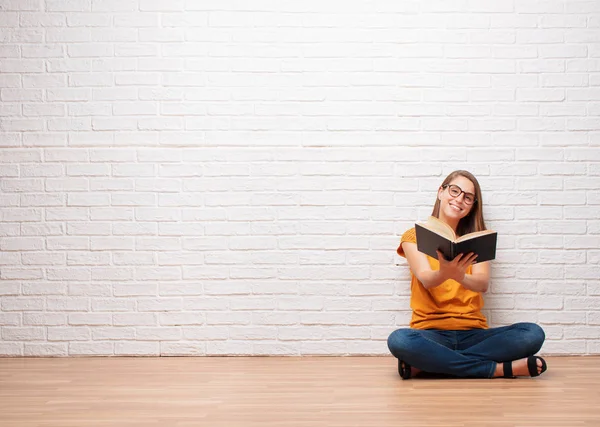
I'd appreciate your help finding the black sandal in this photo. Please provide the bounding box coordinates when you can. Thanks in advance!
[503,356,547,378]
[398,360,412,380]
[527,356,547,377]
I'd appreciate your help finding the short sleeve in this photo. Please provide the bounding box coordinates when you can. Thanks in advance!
[397,228,417,258]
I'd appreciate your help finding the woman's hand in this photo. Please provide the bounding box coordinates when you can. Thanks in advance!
[436,250,478,283]
[402,242,487,291]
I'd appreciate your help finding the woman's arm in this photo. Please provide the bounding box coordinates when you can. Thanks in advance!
[458,260,490,293]
[402,242,490,292]
[402,242,448,289]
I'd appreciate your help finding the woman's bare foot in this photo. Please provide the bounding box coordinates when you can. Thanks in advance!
[411,366,422,376]
[494,357,545,378]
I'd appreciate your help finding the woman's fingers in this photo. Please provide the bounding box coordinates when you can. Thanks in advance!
[459,252,478,267]
[436,250,447,262]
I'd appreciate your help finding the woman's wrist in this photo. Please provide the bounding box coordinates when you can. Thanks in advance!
[459,273,488,293]
[420,269,447,289]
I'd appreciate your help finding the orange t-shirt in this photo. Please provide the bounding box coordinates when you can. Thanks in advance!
[397,228,488,330]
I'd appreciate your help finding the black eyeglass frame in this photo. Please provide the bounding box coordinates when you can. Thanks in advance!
[442,184,477,205]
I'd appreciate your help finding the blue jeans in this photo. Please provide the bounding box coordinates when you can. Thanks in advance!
[387,322,545,378]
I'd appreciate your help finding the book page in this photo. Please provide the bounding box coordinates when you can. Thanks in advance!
[456,229,496,243]
[424,216,456,241]
[417,221,453,240]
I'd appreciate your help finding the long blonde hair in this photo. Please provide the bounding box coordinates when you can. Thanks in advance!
[431,170,486,236]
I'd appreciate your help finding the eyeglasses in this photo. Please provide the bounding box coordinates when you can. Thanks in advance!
[443,184,477,205]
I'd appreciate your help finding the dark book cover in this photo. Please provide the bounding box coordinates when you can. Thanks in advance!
[415,223,497,263]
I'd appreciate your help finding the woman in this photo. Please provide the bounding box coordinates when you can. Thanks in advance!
[388,170,547,379]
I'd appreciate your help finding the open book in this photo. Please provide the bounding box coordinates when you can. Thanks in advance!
[414,216,497,263]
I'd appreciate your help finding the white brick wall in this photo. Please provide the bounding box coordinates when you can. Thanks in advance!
[1,0,599,356]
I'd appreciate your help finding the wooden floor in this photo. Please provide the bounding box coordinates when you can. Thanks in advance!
[1,356,599,426]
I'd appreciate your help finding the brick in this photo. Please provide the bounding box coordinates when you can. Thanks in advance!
[0,313,22,326]
[25,343,68,356]
[48,327,91,341]
[3,327,46,341]
[115,342,159,356]
[0,343,23,356]
[24,313,67,326]
[69,342,113,355]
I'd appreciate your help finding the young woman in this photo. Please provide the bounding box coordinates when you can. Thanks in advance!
[388,170,547,379]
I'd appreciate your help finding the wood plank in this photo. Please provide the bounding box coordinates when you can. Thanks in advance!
[1,357,599,426]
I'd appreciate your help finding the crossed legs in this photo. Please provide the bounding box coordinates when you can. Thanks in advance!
[387,323,546,378]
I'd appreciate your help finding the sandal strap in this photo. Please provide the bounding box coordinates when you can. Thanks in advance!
[399,360,412,380]
[528,356,547,377]
[503,361,514,378]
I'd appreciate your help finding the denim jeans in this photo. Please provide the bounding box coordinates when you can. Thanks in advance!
[387,322,545,378]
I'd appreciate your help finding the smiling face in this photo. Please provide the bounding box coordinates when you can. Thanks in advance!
[437,175,476,224]
[431,170,486,235]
